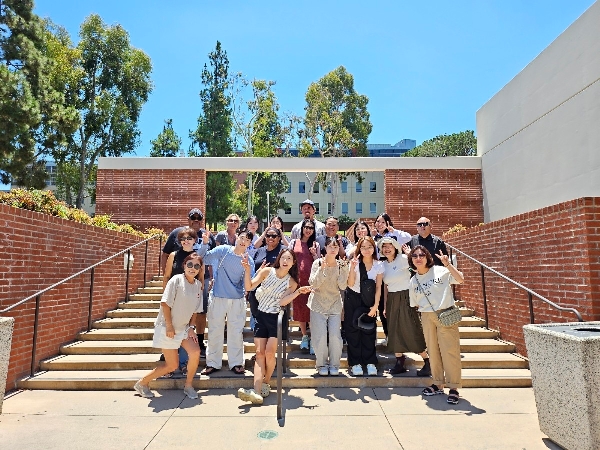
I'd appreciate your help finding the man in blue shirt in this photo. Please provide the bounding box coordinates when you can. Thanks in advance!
[198,227,255,375]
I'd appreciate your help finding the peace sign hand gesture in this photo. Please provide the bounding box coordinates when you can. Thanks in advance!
[437,250,450,268]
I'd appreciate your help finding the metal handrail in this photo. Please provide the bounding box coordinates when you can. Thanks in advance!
[275,304,289,422]
[1,234,162,377]
[446,243,583,324]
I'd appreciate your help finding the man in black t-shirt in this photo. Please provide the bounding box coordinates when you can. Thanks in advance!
[409,217,448,266]
[162,208,216,358]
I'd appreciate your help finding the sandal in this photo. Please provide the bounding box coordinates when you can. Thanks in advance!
[201,366,219,375]
[422,384,444,396]
[447,389,460,404]
[231,365,245,375]
[179,364,188,376]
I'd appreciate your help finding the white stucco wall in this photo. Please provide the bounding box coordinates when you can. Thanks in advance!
[477,1,600,222]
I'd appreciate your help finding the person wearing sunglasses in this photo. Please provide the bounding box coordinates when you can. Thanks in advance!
[161,208,215,359]
[216,214,241,246]
[290,199,325,240]
[134,253,204,400]
[408,245,464,405]
[408,217,449,266]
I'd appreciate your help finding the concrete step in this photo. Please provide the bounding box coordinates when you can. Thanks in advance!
[128,293,162,301]
[107,309,159,318]
[17,367,531,390]
[145,280,163,288]
[137,287,163,294]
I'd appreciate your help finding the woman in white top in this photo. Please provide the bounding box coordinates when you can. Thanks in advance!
[345,236,384,377]
[239,249,312,405]
[409,245,464,405]
[378,237,429,376]
[134,253,204,400]
[345,220,372,259]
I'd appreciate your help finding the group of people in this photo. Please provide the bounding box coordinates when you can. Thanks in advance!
[134,201,465,408]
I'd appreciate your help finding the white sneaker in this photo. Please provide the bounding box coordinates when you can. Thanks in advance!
[237,388,263,405]
[134,381,154,398]
[183,386,198,399]
[351,364,363,376]
[329,367,340,376]
[300,335,310,351]
[366,364,377,376]
[383,337,388,346]
[260,382,271,398]
[318,366,329,376]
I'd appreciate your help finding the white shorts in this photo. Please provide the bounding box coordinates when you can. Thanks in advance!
[152,325,187,349]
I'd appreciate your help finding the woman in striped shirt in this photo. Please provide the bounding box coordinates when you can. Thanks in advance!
[238,249,312,405]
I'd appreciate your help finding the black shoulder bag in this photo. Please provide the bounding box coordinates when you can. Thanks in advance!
[359,261,376,307]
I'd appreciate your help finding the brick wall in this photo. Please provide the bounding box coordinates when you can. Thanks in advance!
[445,197,600,355]
[0,204,161,391]
[384,169,483,233]
[96,169,207,232]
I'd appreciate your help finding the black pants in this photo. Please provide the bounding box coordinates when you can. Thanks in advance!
[344,288,378,367]
[378,288,387,336]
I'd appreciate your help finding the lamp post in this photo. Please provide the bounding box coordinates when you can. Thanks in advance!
[266,191,270,226]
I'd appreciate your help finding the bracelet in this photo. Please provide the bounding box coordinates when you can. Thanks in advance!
[187,325,196,331]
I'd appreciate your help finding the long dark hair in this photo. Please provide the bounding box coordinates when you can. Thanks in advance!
[270,215,285,232]
[354,236,377,261]
[375,213,393,237]
[353,220,372,242]
[273,249,300,285]
[300,218,316,248]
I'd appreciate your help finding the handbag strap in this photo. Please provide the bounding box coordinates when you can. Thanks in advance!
[414,274,442,317]
[358,260,368,282]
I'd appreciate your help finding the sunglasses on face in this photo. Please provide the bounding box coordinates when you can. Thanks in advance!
[227,219,239,223]
[189,215,202,221]
[417,222,430,227]
[303,226,315,230]
[265,234,279,239]
[186,262,202,269]
[411,253,427,259]
[180,236,195,242]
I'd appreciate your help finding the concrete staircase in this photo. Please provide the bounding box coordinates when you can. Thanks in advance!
[18,276,531,390]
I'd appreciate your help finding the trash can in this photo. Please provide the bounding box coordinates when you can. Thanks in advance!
[0,317,15,414]
[523,322,600,450]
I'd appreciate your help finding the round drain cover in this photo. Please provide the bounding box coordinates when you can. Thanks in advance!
[257,430,278,440]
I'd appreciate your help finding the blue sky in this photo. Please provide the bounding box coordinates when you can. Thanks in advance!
[31,0,597,155]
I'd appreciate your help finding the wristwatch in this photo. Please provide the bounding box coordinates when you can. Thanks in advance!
[187,325,196,331]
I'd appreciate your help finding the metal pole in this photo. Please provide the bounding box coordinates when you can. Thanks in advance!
[30,294,41,377]
[158,237,163,277]
[87,267,95,331]
[143,241,148,283]
[266,191,270,226]
[480,266,489,329]
[125,249,131,302]
[528,292,535,324]
[276,309,284,420]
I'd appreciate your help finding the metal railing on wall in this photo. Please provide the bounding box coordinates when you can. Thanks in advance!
[446,243,584,326]
[0,235,162,377]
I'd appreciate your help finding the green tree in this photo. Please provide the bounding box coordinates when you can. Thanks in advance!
[52,14,152,209]
[300,66,372,216]
[189,41,234,229]
[0,0,78,187]
[231,78,295,222]
[150,119,182,157]
[403,130,477,157]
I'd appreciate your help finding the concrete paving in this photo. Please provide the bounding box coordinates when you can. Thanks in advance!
[0,387,562,449]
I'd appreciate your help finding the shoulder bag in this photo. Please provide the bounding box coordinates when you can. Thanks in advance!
[359,261,376,307]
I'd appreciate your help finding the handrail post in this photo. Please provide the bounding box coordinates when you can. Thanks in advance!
[528,292,535,324]
[143,241,148,283]
[87,267,95,331]
[124,249,131,302]
[276,309,284,421]
[30,294,41,377]
[449,248,456,298]
[480,266,489,329]
[158,237,163,277]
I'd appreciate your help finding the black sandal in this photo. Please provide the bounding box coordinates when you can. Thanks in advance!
[422,384,444,396]
[447,389,460,404]
[201,366,219,375]
[231,365,245,374]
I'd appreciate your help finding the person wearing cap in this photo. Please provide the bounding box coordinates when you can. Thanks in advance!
[408,217,448,266]
[162,208,216,359]
[290,199,325,240]
[378,237,430,377]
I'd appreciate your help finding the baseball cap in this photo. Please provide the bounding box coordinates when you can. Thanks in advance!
[188,208,203,219]
[300,199,315,207]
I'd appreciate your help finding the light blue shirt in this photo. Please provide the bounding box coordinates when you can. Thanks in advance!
[199,244,255,299]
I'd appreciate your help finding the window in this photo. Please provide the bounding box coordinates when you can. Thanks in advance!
[370,182,376,192]
[313,183,319,193]
[341,203,348,215]
[326,183,332,193]
[285,183,291,194]
[298,203,303,214]
[284,206,291,214]
[341,182,347,193]
[46,164,57,187]
[356,203,363,214]
[327,203,332,215]
[370,202,377,214]
[356,182,362,193]
[314,203,320,214]
[299,182,305,194]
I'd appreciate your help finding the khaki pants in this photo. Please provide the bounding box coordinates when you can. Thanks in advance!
[421,311,462,389]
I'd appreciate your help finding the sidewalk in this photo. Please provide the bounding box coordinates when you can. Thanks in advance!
[0,387,559,449]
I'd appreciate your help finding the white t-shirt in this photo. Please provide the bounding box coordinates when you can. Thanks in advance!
[348,260,384,293]
[409,265,462,312]
[155,274,203,333]
[382,254,411,292]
